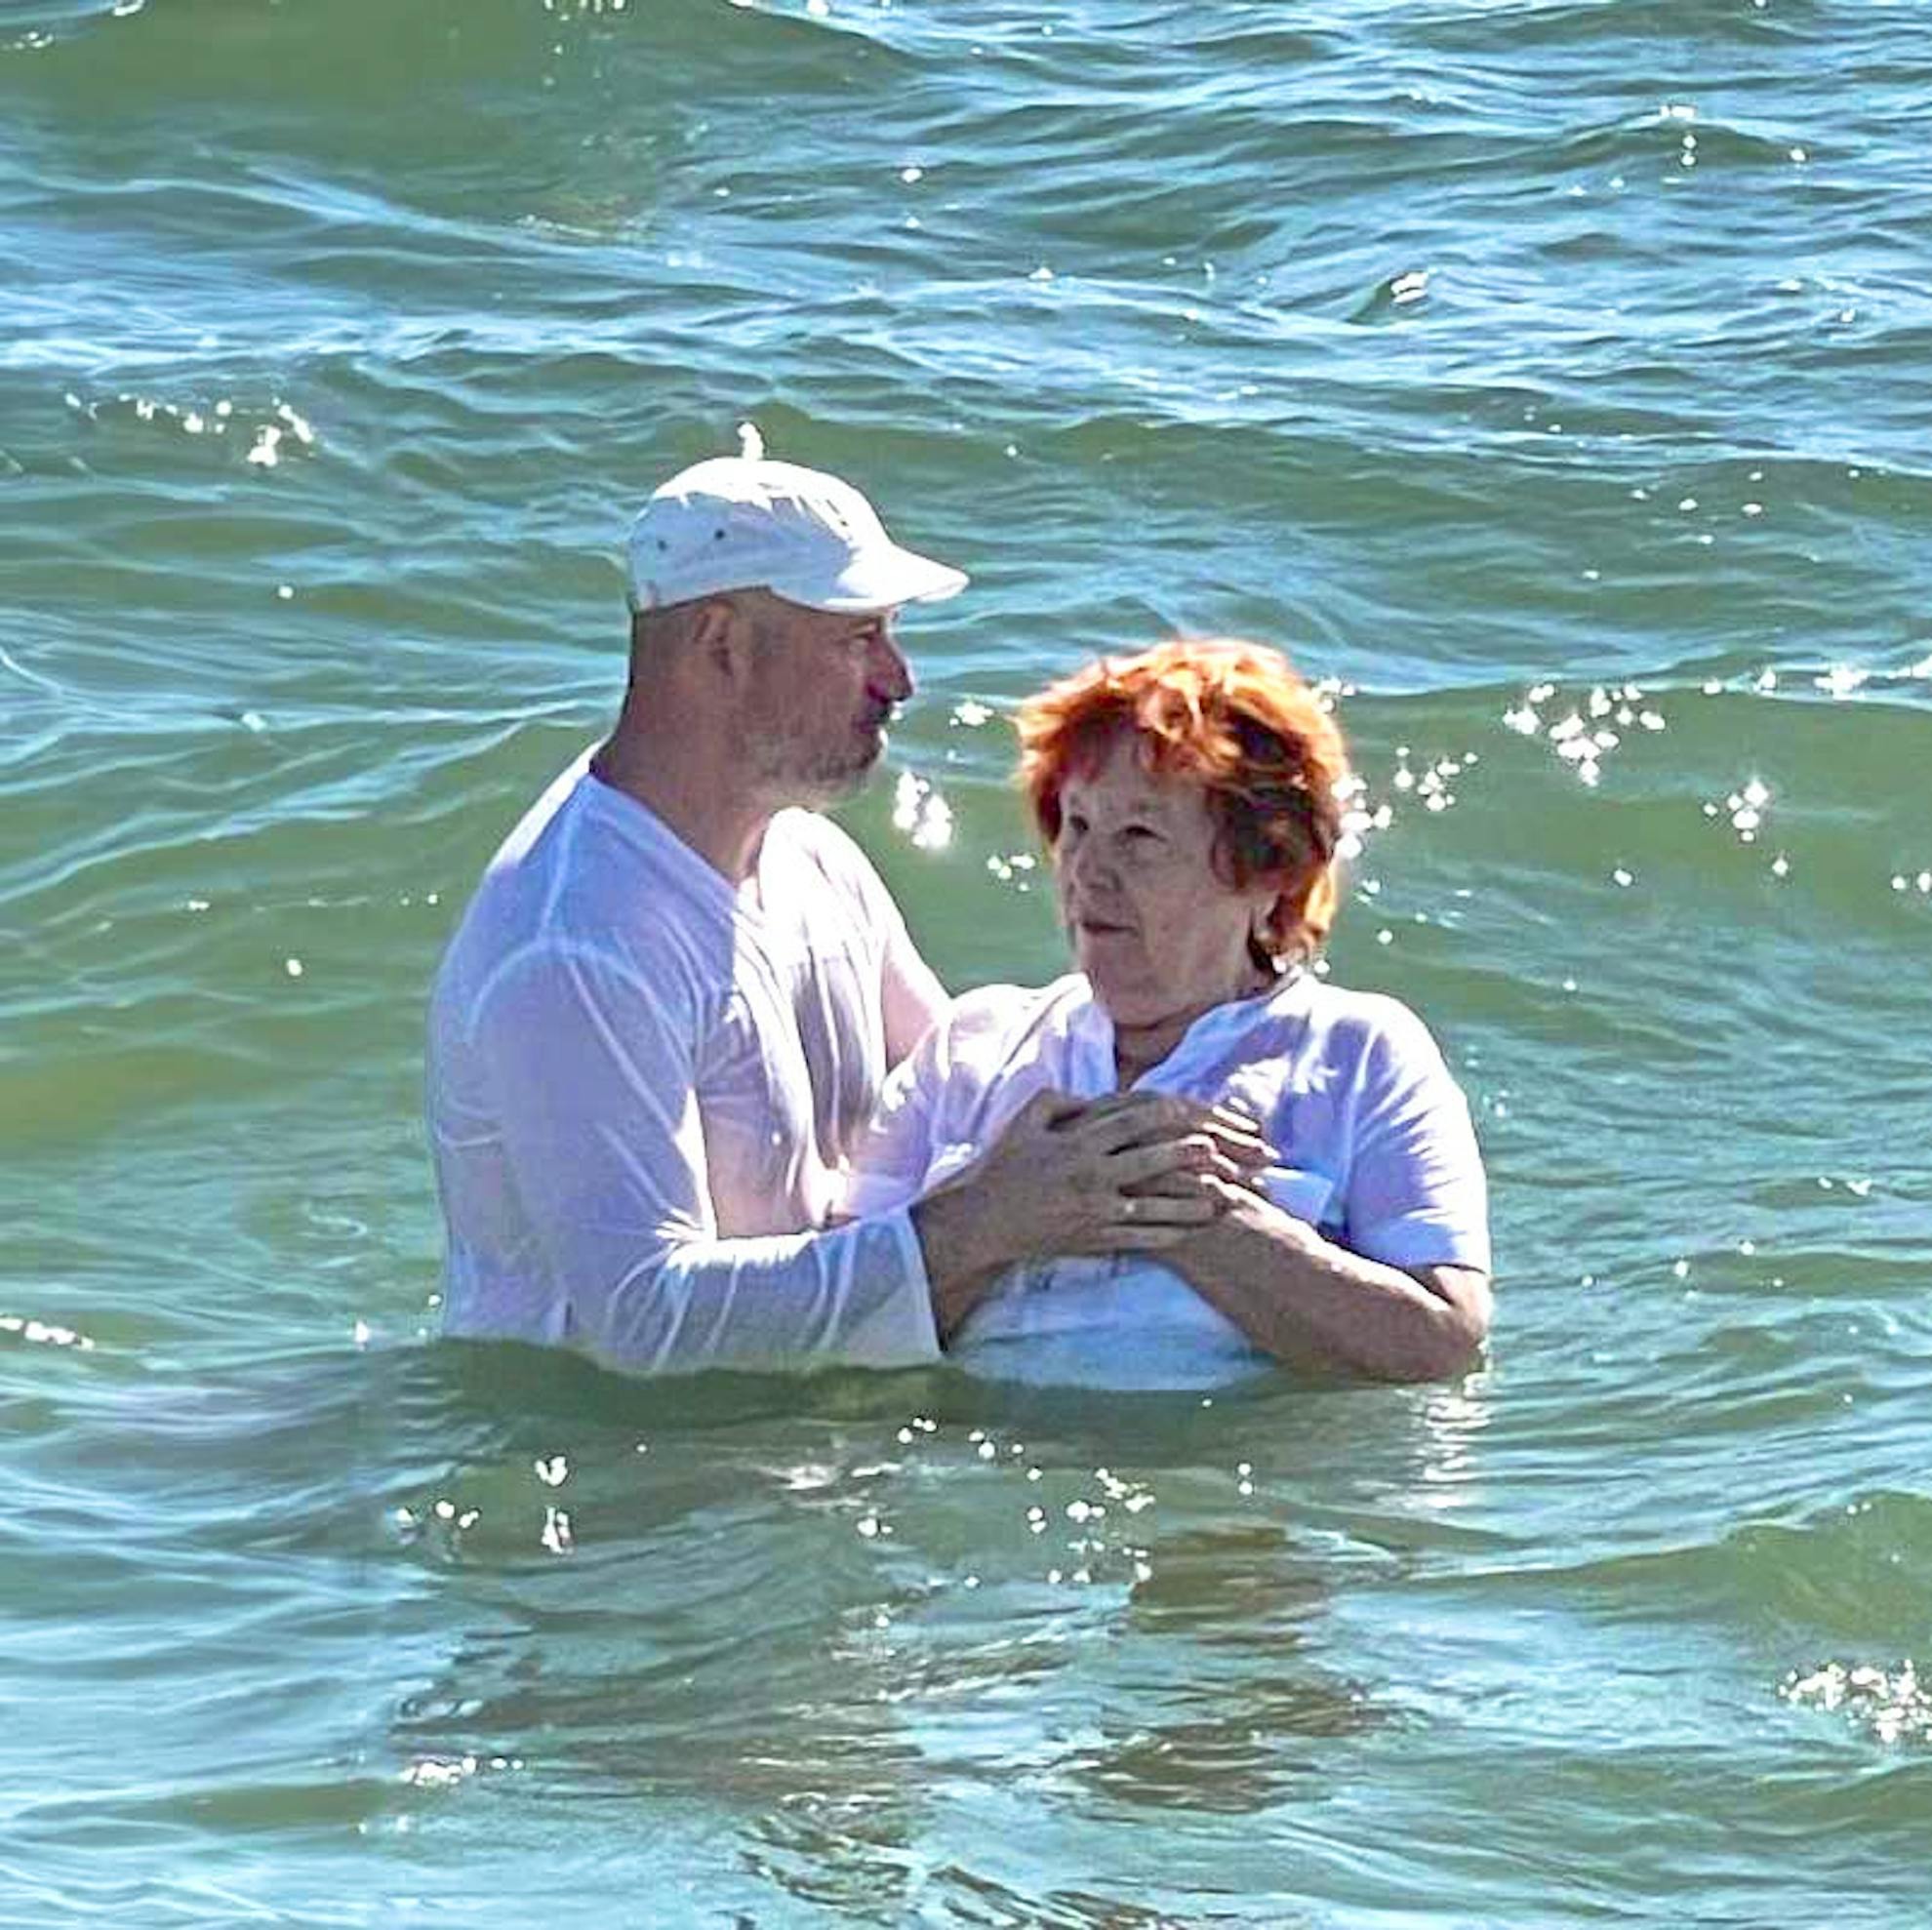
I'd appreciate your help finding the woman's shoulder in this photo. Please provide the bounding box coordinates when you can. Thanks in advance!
[882,976,1091,1125]
[940,973,1091,1051]
[1294,974,1450,1068]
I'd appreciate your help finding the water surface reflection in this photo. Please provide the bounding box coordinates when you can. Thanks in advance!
[388,1347,1485,1914]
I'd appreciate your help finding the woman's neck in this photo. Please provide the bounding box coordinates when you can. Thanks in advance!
[1109,968,1278,1087]
[1112,1017,1188,1088]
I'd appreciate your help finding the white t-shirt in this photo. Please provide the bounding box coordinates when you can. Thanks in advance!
[426,753,948,1375]
[841,971,1490,1388]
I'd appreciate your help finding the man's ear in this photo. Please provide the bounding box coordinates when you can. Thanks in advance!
[691,595,753,685]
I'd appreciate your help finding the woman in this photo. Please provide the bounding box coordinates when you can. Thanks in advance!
[848,639,1492,1388]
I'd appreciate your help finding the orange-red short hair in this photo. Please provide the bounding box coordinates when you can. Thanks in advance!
[1017,638,1352,966]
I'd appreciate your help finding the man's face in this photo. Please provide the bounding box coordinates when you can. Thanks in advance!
[735,591,914,806]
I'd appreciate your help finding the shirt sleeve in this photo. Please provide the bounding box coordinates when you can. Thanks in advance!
[1342,1005,1492,1276]
[880,916,950,1069]
[473,944,942,1376]
[813,813,950,1066]
[834,1015,951,1221]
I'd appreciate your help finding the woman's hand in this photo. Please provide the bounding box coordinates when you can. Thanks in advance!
[910,1089,1272,1342]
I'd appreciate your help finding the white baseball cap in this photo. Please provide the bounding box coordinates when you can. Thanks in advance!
[625,456,968,615]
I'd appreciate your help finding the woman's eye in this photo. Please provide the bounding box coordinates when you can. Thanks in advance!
[1121,824,1161,843]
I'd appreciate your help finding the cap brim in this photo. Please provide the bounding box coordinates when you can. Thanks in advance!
[773,542,968,614]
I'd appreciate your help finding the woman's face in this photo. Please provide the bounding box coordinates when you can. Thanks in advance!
[1052,732,1277,1033]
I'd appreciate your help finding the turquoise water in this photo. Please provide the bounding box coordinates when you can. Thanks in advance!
[4,0,1930,1921]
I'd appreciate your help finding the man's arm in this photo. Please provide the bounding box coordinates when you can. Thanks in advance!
[879,915,949,1068]
[479,945,940,1376]
[811,811,948,1066]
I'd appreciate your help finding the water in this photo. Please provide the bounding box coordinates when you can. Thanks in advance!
[4,0,1930,1920]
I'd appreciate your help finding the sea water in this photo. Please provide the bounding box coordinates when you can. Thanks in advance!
[3,1,1929,1922]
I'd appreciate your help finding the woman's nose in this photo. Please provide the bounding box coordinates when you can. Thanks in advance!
[1063,835,1114,894]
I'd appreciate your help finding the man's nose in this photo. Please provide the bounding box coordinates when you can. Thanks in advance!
[871,626,913,701]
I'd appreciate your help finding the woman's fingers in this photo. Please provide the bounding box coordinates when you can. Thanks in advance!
[1102,1139,1199,1191]
[1199,1106,1272,1166]
[1085,1221,1192,1252]
[1126,1164,1257,1202]
[1104,1133,1247,1191]
[956,1090,1272,1273]
[1068,1093,1277,1166]
[977,1091,1274,1263]
[1206,1122,1272,1171]
[1115,1186,1220,1224]
[1057,1090,1139,1123]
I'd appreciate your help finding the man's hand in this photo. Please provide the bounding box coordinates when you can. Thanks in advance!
[910,1088,1276,1342]
[1066,1092,1274,1202]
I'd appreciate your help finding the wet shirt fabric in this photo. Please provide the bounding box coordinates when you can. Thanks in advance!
[841,970,1490,1388]
[426,753,947,1375]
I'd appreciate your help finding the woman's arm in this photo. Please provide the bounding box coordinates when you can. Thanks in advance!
[1165,1188,1490,1382]
[1164,996,1492,1382]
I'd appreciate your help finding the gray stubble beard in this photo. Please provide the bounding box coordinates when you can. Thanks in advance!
[743,724,884,812]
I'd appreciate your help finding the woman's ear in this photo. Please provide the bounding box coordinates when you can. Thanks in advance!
[1296,861,1342,959]
[1247,893,1286,972]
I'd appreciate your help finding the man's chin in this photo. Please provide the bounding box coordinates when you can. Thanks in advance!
[799,751,881,807]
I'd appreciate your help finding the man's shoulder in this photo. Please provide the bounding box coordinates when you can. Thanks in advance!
[770,806,880,884]
[495,769,731,940]
[766,807,907,939]
[440,779,735,1022]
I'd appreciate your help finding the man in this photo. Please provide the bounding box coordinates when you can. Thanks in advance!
[427,448,1257,1376]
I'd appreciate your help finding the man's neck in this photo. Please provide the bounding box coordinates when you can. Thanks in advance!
[589,726,773,886]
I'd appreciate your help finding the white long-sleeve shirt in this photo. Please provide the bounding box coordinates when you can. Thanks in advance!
[840,971,1490,1388]
[426,753,949,1375]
